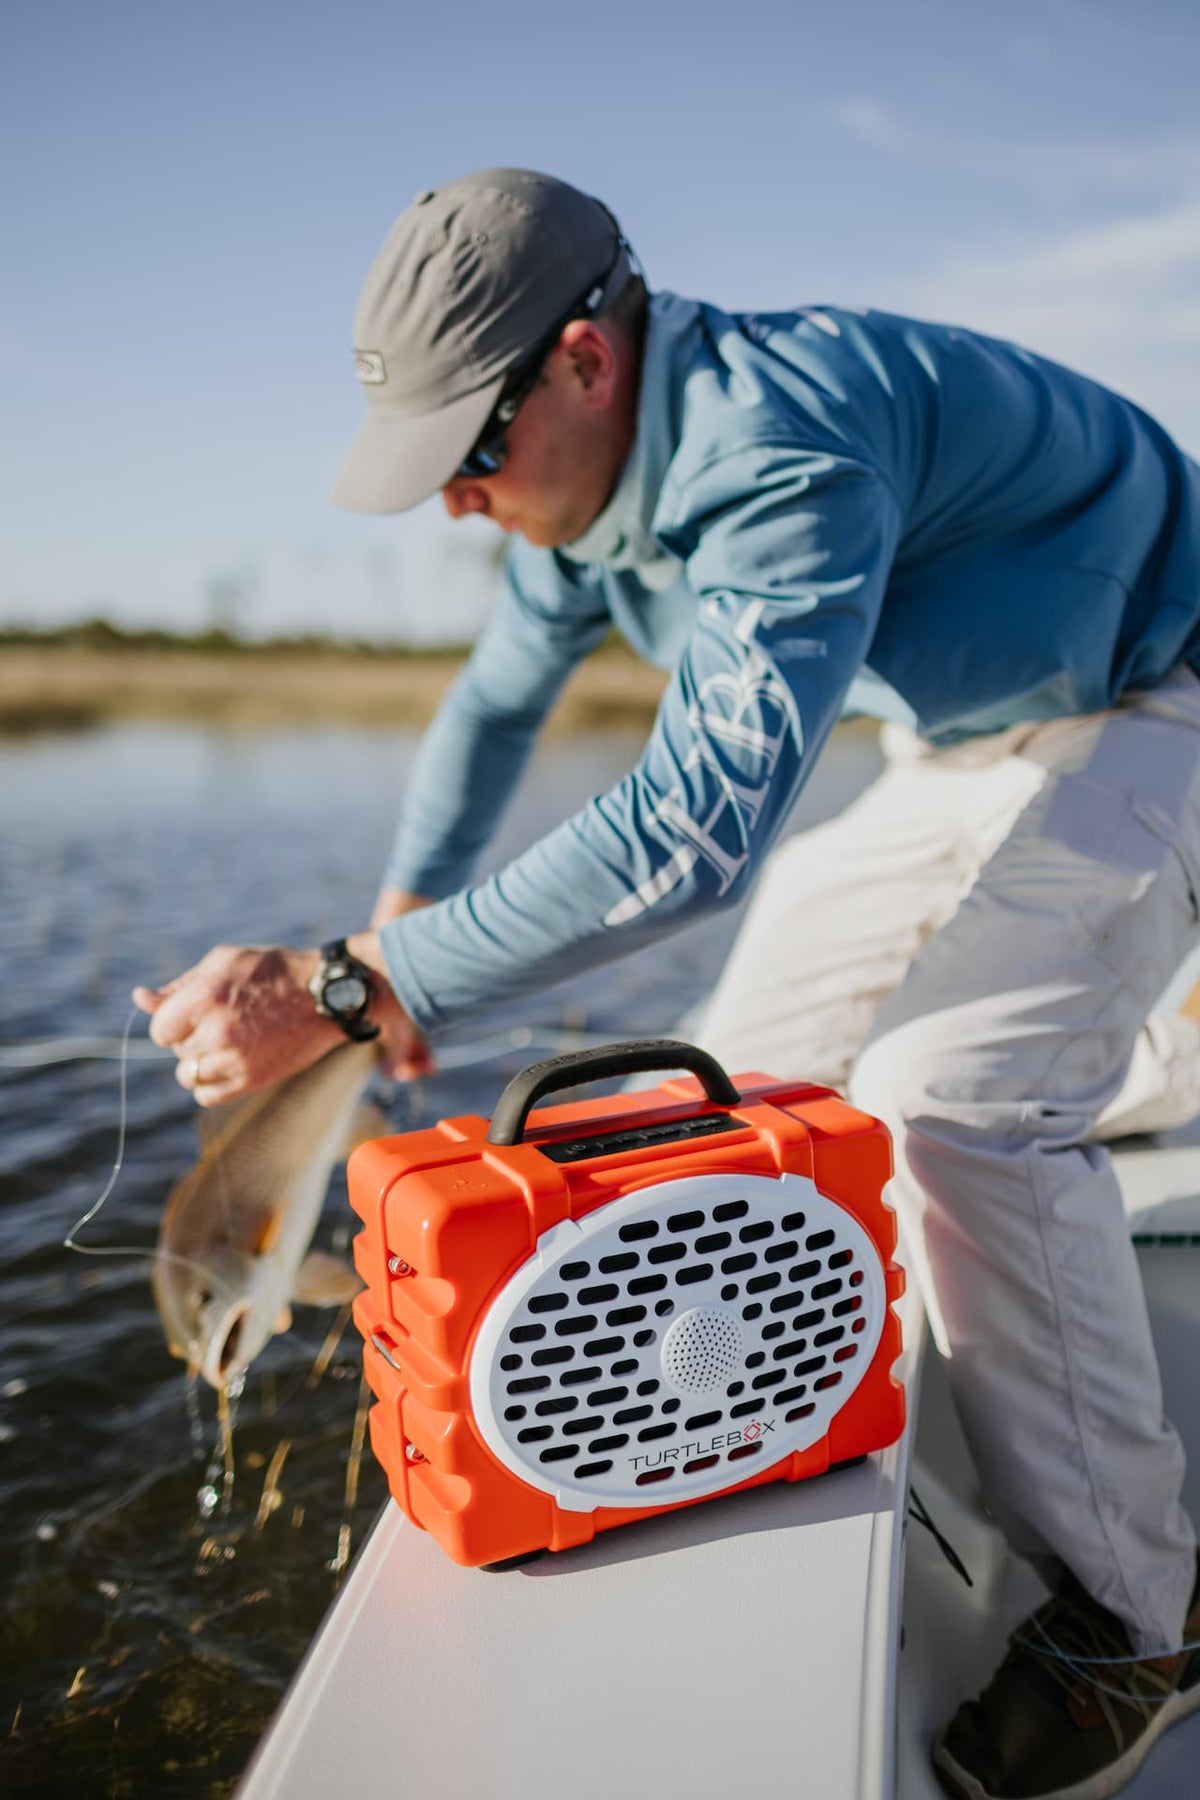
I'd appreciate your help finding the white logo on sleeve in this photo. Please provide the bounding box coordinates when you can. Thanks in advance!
[604,604,804,927]
[354,350,387,385]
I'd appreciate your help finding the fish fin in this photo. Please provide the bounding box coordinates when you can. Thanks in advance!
[292,1250,363,1307]
[341,1101,391,1159]
[272,1305,293,1336]
[251,1211,283,1256]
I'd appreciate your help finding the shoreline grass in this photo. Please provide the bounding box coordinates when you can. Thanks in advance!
[0,627,668,735]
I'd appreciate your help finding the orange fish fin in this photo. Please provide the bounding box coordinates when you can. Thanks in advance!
[292,1250,363,1307]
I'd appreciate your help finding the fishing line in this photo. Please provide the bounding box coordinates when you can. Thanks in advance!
[60,1006,190,1267]
[907,1483,1200,1690]
[8,1022,625,1070]
[61,1009,241,1297]
[1010,1611,1200,1703]
[62,1007,140,1258]
[436,1025,619,1068]
[907,1486,974,1588]
[1,1037,170,1067]
[908,1480,1200,1698]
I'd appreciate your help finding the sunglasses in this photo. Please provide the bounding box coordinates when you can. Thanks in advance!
[455,242,627,481]
[454,354,550,480]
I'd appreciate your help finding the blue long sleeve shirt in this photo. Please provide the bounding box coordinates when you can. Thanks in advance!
[379,292,1200,1032]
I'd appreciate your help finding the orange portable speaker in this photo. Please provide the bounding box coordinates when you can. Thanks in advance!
[348,1039,905,1568]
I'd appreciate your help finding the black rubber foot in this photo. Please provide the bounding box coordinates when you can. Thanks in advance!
[479,1549,546,1572]
[827,1454,868,1476]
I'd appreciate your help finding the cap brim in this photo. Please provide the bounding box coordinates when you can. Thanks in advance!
[330,374,506,514]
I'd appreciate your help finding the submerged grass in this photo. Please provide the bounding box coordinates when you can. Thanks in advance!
[0,1307,388,1799]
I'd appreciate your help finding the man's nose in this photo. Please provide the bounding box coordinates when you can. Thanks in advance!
[442,479,489,520]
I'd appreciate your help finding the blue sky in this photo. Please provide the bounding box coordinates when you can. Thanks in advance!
[4,0,1199,641]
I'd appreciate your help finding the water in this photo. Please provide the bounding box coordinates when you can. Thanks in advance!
[0,719,881,1797]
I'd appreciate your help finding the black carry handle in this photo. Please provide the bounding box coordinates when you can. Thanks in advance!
[486,1038,741,1147]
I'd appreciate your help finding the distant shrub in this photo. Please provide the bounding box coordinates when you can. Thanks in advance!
[0,618,480,659]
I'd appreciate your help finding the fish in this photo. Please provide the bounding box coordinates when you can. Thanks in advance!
[153,1040,385,1389]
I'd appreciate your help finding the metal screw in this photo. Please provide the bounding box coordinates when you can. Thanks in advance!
[404,1444,426,1464]
[388,1257,414,1277]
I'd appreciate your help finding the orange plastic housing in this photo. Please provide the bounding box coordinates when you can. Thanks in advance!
[348,1068,905,1568]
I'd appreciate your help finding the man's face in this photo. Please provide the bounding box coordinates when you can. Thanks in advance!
[440,323,633,549]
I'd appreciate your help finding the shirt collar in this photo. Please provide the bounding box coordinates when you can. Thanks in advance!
[559,293,686,590]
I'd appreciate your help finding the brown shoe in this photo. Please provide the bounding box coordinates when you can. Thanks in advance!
[932,1561,1200,1800]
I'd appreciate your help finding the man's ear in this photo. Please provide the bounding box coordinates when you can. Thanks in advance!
[557,319,619,408]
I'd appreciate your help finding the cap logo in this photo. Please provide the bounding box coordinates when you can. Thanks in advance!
[354,350,386,385]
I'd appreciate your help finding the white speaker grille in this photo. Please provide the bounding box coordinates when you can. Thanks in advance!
[662,1307,744,1392]
[469,1171,888,1511]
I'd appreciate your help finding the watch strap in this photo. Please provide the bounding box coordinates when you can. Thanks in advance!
[310,938,381,1042]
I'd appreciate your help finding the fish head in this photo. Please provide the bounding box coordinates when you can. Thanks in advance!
[153,1240,284,1391]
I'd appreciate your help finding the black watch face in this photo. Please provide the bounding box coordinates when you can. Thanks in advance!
[324,973,369,1018]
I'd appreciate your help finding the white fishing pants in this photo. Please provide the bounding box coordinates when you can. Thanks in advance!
[700,668,1200,1653]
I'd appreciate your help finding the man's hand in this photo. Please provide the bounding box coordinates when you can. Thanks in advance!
[133,935,431,1105]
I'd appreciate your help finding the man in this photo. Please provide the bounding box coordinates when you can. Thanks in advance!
[134,168,1200,1799]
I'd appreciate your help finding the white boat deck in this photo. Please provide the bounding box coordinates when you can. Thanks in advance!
[239,1265,924,1800]
[238,1142,1200,1800]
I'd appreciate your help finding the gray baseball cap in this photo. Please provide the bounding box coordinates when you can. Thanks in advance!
[331,168,634,514]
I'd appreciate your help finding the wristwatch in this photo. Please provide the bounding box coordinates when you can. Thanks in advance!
[308,938,381,1043]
